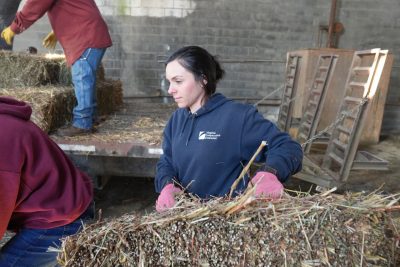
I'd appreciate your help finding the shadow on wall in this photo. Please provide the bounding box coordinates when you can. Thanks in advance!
[103,16,124,85]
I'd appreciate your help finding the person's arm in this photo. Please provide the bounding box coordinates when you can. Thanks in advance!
[10,0,55,34]
[155,117,178,193]
[0,0,22,49]
[0,170,19,239]
[154,116,182,212]
[241,106,303,182]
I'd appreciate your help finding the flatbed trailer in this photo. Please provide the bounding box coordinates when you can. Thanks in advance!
[51,98,176,188]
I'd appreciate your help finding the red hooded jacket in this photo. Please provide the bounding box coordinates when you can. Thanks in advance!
[10,0,112,66]
[0,97,93,239]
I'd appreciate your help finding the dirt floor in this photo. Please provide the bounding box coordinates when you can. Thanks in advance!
[286,135,400,194]
[95,177,158,218]
[342,135,400,193]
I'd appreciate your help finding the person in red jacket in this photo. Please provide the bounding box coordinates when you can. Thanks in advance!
[0,97,94,266]
[1,0,113,136]
[0,0,21,50]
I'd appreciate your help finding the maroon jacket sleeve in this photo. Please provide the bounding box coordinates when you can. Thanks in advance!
[0,170,20,239]
[10,0,55,33]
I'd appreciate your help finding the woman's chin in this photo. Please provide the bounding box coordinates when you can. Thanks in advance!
[176,102,187,108]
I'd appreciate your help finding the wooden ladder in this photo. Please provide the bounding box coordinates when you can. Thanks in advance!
[277,55,300,132]
[297,54,338,153]
[321,49,388,182]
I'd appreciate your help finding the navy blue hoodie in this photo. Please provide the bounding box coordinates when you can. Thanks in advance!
[155,93,302,199]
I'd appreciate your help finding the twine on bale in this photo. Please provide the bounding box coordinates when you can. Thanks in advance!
[57,190,400,266]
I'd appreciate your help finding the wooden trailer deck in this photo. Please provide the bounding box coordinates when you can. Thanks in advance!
[51,98,176,188]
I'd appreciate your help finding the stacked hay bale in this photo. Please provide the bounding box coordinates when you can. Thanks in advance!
[0,51,122,133]
[58,190,400,266]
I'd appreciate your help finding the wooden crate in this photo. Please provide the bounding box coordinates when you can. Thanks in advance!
[286,48,393,144]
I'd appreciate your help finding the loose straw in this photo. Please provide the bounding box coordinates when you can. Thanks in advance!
[229,140,267,197]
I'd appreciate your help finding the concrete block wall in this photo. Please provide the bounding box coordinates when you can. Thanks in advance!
[10,0,400,131]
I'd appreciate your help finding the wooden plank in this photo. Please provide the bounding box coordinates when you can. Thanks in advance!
[360,54,394,144]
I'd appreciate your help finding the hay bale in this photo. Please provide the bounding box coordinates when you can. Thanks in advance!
[0,51,107,88]
[0,86,75,132]
[0,51,70,88]
[57,191,400,266]
[0,80,122,133]
[97,64,106,82]
[97,79,123,115]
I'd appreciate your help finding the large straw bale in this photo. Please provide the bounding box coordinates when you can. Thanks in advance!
[97,79,123,115]
[0,51,70,88]
[58,191,400,267]
[0,86,75,132]
[0,79,122,133]
[0,51,106,88]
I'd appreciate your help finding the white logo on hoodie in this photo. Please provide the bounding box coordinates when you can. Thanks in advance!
[198,131,221,140]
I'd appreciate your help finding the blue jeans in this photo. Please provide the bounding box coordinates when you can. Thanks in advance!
[0,205,94,267]
[71,48,106,129]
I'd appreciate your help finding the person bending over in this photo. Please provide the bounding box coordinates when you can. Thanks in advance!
[0,97,94,266]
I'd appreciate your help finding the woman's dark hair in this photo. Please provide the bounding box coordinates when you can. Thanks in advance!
[165,46,225,95]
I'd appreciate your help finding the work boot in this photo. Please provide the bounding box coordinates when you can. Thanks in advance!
[56,125,95,137]
[93,115,107,126]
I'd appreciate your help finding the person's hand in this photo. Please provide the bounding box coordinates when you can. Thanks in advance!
[1,27,15,45]
[42,31,57,49]
[156,183,182,212]
[250,171,283,199]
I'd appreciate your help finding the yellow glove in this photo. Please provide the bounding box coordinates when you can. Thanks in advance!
[1,27,15,46]
[42,31,57,49]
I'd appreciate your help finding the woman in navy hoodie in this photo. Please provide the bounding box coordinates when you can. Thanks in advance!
[0,97,93,265]
[155,46,303,212]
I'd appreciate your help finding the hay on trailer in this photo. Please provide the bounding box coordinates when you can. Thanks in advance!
[52,114,167,146]
[0,51,107,88]
[57,190,400,266]
[0,86,75,132]
[0,80,123,133]
[96,79,123,115]
[0,51,70,88]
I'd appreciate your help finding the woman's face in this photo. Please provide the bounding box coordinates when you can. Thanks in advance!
[166,60,206,113]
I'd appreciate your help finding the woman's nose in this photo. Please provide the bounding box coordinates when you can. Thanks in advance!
[168,85,175,95]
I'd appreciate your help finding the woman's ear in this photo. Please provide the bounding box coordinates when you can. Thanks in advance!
[201,74,208,85]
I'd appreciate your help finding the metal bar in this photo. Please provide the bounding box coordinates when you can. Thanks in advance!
[157,58,286,64]
[326,0,337,48]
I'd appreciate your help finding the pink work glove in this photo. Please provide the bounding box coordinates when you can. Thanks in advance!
[250,171,284,199]
[156,183,182,212]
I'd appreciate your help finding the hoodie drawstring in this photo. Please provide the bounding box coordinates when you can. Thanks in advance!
[180,116,190,136]
[186,114,196,146]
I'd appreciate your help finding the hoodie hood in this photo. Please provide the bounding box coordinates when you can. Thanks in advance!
[0,97,32,121]
[186,93,230,117]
